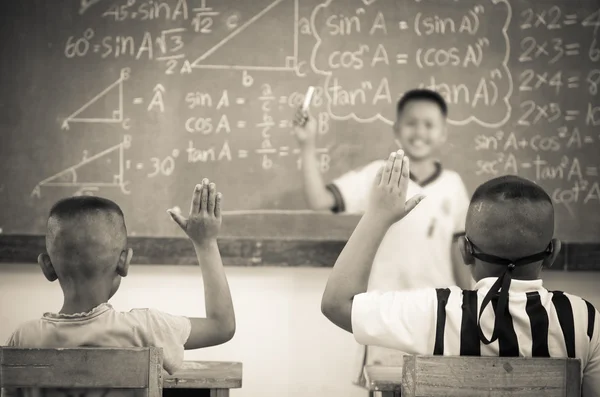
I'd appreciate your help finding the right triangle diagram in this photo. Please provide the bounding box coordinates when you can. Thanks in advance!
[191,0,297,70]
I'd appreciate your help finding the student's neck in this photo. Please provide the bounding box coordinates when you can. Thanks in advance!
[60,285,111,315]
[408,158,436,183]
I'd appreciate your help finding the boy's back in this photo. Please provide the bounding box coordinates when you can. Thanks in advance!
[353,280,600,389]
[7,304,190,374]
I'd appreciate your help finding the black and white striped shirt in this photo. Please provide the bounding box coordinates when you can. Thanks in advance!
[352,277,600,396]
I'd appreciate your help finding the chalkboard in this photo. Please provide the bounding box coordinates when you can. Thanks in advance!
[0,0,599,241]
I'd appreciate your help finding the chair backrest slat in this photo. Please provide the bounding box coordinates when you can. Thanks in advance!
[0,348,163,397]
[401,356,581,397]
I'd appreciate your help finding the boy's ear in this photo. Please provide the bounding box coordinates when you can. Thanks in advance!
[458,236,474,266]
[116,248,133,277]
[38,253,58,282]
[543,238,562,269]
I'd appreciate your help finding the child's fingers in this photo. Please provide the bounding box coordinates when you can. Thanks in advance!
[200,178,209,212]
[405,194,426,213]
[191,184,202,214]
[207,183,216,214]
[168,209,187,230]
[399,156,410,194]
[382,152,396,185]
[391,150,404,187]
[374,165,384,187]
[293,111,308,126]
[214,192,222,218]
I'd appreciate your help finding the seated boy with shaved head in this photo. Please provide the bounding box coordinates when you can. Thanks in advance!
[321,151,600,396]
[5,179,235,375]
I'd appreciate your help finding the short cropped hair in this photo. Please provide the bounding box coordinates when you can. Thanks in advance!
[397,89,448,117]
[49,196,124,221]
[470,175,552,206]
[466,175,554,258]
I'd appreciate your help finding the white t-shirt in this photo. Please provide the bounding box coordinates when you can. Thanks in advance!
[351,278,600,397]
[327,160,470,373]
[329,160,470,291]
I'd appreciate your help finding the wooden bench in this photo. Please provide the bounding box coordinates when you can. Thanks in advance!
[1,348,242,397]
[364,356,582,397]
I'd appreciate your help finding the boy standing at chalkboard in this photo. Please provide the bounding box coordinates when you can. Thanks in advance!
[293,89,472,384]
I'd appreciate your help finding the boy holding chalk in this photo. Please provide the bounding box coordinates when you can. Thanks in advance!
[293,89,472,381]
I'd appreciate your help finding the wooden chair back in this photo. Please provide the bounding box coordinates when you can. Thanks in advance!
[402,355,581,397]
[0,347,163,397]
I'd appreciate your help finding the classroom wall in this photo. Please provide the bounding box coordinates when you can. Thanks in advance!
[1,265,599,397]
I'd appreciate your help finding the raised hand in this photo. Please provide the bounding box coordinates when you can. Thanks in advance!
[292,106,317,148]
[366,150,425,226]
[168,179,222,245]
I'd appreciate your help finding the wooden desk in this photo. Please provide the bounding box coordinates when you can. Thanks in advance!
[363,365,402,397]
[163,361,242,397]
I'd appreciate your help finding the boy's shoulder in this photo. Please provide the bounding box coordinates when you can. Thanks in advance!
[438,167,465,185]
[5,319,44,346]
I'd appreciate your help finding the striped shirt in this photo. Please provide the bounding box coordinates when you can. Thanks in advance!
[352,277,600,396]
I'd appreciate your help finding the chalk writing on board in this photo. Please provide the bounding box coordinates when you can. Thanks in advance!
[11,0,596,241]
[79,0,103,15]
[32,135,132,198]
[310,0,513,128]
[101,0,189,21]
[61,68,131,130]
[189,0,300,73]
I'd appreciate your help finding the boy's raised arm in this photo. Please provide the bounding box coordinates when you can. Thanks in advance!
[168,179,236,349]
[293,108,336,211]
[321,151,425,332]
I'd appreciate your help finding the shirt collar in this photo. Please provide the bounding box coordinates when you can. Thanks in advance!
[409,162,442,187]
[43,303,113,321]
[474,277,544,293]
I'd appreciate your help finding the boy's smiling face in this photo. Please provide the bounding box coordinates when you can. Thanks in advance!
[394,100,447,161]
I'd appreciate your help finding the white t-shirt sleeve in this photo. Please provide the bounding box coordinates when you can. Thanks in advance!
[583,308,600,397]
[131,309,192,375]
[327,161,384,214]
[351,289,438,354]
[452,174,470,236]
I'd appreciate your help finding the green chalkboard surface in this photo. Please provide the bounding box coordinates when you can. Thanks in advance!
[0,0,599,241]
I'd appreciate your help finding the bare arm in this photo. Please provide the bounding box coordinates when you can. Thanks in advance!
[186,239,235,348]
[321,151,425,332]
[293,108,335,211]
[169,180,236,349]
[321,214,389,332]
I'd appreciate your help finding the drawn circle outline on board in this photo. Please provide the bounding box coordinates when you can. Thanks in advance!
[83,28,94,40]
[122,118,131,130]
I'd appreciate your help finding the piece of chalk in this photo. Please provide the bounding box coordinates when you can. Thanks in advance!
[302,86,315,111]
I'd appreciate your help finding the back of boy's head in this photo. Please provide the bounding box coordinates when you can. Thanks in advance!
[465,176,556,345]
[46,196,127,281]
[466,175,554,260]
[396,89,448,118]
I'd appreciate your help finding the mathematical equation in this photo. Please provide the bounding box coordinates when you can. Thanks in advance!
[471,4,600,215]
[39,0,600,217]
